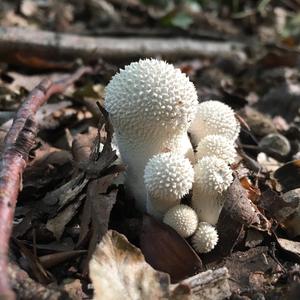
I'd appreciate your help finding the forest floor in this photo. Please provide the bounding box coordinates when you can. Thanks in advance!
[0,1,300,299]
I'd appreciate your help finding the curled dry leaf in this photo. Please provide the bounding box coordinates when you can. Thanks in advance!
[277,237,300,262]
[140,215,202,283]
[223,178,271,232]
[89,230,171,300]
[259,188,299,222]
[273,160,300,192]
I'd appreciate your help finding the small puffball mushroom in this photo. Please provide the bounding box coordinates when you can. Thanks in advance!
[192,222,219,253]
[196,135,236,164]
[189,100,240,145]
[144,152,194,217]
[163,205,198,238]
[105,59,198,211]
[192,156,233,225]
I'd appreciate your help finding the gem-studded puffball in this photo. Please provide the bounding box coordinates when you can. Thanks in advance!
[196,135,236,164]
[192,222,219,253]
[189,100,240,145]
[192,156,233,224]
[163,205,198,238]
[105,59,198,140]
[144,152,194,216]
[193,156,233,195]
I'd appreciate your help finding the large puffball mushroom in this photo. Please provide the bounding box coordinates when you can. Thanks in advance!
[189,100,240,145]
[105,59,198,211]
[196,135,237,164]
[144,152,194,218]
[192,222,219,253]
[192,156,233,225]
[163,205,198,238]
[105,59,198,141]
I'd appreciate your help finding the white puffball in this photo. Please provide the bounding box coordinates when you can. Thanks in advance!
[105,58,198,140]
[163,205,198,238]
[196,135,236,164]
[144,152,194,204]
[192,222,219,253]
[194,156,233,195]
[189,100,240,145]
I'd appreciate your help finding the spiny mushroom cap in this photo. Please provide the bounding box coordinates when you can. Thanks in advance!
[105,59,198,140]
[196,135,236,164]
[144,152,194,203]
[189,100,240,143]
[163,205,198,238]
[192,222,219,253]
[194,156,233,195]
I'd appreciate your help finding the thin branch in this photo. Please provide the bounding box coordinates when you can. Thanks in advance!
[0,67,92,298]
[0,27,245,66]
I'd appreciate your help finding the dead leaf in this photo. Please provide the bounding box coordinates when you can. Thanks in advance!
[82,176,118,274]
[274,160,300,192]
[140,214,203,283]
[277,238,300,260]
[89,230,171,300]
[259,188,299,222]
[223,177,271,232]
[224,246,282,294]
[39,250,87,269]
[46,194,85,240]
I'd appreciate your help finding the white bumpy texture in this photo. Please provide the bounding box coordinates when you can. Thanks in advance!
[196,134,237,164]
[192,222,219,253]
[163,205,198,238]
[192,156,233,225]
[144,153,194,217]
[189,100,240,145]
[105,59,198,211]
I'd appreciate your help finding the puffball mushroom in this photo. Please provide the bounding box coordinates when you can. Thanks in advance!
[192,156,233,225]
[105,59,198,211]
[163,205,198,238]
[196,135,237,164]
[144,152,194,218]
[192,222,219,253]
[189,100,240,146]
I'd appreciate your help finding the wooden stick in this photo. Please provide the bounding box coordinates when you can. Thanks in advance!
[0,27,245,65]
[172,267,231,300]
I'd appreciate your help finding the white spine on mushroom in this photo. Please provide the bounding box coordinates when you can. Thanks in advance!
[192,156,233,225]
[144,152,194,218]
[163,204,198,238]
[192,222,219,253]
[196,134,237,164]
[189,100,240,146]
[105,59,198,211]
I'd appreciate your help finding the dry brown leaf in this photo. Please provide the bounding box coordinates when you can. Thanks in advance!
[223,178,271,232]
[89,230,171,300]
[277,238,300,260]
[140,215,202,283]
[274,160,300,192]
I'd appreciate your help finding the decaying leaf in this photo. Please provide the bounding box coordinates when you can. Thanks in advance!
[259,188,299,222]
[81,176,118,274]
[277,237,300,261]
[223,178,271,232]
[46,194,85,240]
[39,250,87,269]
[273,160,300,192]
[224,246,282,294]
[89,230,171,300]
[140,215,202,283]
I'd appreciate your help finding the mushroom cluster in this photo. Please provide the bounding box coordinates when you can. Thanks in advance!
[105,59,240,254]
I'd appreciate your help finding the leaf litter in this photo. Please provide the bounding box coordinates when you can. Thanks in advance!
[1,1,300,299]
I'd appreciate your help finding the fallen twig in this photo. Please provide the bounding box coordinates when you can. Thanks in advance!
[0,66,92,298]
[0,27,245,66]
